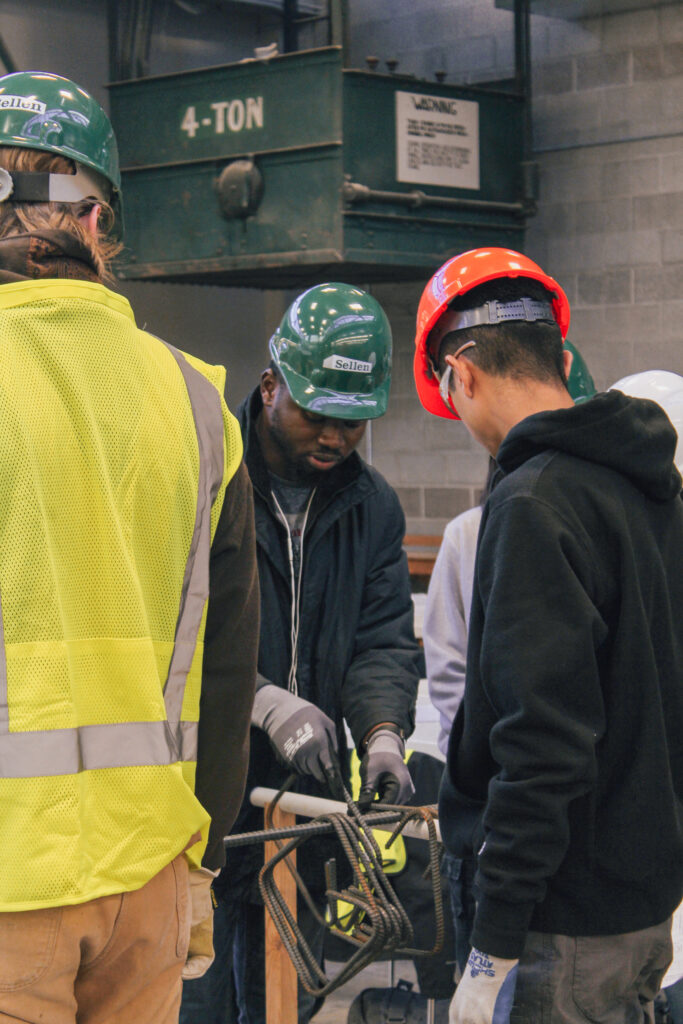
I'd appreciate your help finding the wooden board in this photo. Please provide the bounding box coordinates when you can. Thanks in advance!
[264,804,298,1024]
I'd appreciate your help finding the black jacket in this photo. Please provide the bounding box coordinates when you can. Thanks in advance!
[439,390,683,959]
[222,387,422,882]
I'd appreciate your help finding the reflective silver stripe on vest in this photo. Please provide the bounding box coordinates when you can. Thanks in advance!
[0,721,199,780]
[0,344,224,779]
[162,343,225,756]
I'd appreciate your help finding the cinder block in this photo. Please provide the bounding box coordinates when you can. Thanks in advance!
[438,450,491,487]
[544,19,601,61]
[658,299,683,344]
[600,8,659,50]
[443,34,497,74]
[466,1,514,37]
[634,193,683,231]
[425,487,474,520]
[374,402,427,454]
[576,51,629,91]
[633,45,663,82]
[424,414,478,452]
[397,452,452,486]
[635,263,683,303]
[394,486,423,518]
[662,229,683,263]
[536,148,603,202]
[599,82,664,137]
[534,92,602,152]
[575,197,632,235]
[533,58,574,96]
[599,156,660,198]
[389,351,418,399]
[659,42,683,79]
[577,269,632,306]
[582,335,636,392]
[371,450,401,482]
[661,152,683,193]
[547,233,606,274]
[491,38,515,81]
[405,516,453,537]
[661,5,683,44]
[660,74,683,122]
[637,335,683,373]
[607,302,662,347]
[390,447,487,489]
[602,230,660,268]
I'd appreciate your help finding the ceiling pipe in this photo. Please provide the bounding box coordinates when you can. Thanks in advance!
[514,0,539,209]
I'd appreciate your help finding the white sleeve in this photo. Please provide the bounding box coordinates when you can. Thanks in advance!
[423,507,482,757]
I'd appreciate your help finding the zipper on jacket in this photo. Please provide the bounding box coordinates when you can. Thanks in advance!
[270,488,316,695]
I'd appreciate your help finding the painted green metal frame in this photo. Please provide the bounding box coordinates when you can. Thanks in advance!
[109,47,528,287]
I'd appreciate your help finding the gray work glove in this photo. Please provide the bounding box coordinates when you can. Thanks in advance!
[449,949,519,1024]
[358,729,414,809]
[252,684,344,797]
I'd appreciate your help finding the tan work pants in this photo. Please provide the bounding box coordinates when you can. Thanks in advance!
[0,853,190,1024]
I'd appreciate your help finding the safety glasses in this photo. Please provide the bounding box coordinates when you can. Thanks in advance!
[430,339,477,416]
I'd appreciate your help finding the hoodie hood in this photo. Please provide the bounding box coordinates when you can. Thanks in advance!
[497,390,681,503]
[0,230,100,284]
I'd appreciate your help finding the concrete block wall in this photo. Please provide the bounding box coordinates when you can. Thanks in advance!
[348,1,683,537]
[526,3,683,391]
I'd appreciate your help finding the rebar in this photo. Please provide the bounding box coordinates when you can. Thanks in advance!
[257,777,445,998]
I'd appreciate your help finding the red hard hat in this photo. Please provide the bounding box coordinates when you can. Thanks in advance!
[413,247,571,420]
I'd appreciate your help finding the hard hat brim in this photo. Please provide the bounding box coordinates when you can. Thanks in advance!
[280,363,389,420]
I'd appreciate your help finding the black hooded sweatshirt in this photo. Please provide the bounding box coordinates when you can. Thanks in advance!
[439,390,683,959]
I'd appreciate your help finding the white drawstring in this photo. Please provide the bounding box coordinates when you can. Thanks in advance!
[270,488,316,696]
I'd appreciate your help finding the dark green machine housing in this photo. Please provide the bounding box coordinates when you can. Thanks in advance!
[108,47,529,288]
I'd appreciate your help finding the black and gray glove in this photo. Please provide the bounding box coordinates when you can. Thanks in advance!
[252,684,344,797]
[358,729,414,809]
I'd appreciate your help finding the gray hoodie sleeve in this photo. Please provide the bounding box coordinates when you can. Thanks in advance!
[424,506,482,757]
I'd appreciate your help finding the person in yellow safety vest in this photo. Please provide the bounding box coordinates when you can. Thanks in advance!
[0,71,260,1024]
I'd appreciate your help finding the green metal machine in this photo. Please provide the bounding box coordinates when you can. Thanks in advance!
[108,47,530,287]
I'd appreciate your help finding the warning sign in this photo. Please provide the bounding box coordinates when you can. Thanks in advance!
[395,90,480,191]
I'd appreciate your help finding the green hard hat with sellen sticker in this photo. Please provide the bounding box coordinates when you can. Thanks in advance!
[269,283,392,420]
[565,339,596,403]
[0,71,121,215]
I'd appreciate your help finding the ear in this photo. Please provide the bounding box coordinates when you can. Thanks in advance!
[445,352,476,400]
[81,203,101,237]
[260,368,277,407]
[563,347,573,380]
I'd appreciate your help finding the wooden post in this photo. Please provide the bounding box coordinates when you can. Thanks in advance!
[264,803,298,1024]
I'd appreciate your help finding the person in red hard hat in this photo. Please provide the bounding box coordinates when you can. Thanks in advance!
[414,248,683,1024]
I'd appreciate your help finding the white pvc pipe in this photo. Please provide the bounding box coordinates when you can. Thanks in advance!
[250,787,441,842]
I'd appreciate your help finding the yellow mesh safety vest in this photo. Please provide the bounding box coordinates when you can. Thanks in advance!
[0,279,243,911]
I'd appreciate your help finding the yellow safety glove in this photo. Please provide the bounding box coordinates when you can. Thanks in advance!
[182,866,219,981]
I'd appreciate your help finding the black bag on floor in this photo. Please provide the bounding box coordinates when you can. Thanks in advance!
[347,979,450,1024]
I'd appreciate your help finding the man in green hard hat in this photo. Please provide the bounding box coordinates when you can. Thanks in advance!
[180,282,423,1024]
[0,71,259,1024]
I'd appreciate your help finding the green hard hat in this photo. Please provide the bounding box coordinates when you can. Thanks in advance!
[269,283,392,420]
[565,339,596,403]
[0,71,121,221]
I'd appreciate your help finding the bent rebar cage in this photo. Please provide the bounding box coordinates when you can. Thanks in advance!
[258,781,444,998]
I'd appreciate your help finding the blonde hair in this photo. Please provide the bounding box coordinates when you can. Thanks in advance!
[0,146,122,282]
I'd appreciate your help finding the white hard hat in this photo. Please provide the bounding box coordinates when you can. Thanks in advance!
[610,370,683,471]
